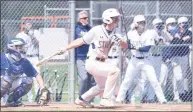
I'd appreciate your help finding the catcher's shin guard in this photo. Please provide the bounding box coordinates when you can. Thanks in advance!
[1,75,12,98]
[7,77,33,102]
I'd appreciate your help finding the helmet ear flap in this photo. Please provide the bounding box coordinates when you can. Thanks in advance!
[103,16,113,24]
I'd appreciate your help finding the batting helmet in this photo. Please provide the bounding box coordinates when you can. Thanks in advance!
[132,15,146,28]
[166,17,176,25]
[102,8,121,24]
[152,18,163,26]
[133,15,145,23]
[178,17,188,24]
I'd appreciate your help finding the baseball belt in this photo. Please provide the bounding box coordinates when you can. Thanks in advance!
[87,56,105,62]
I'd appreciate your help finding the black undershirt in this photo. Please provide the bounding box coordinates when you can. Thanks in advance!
[106,29,112,35]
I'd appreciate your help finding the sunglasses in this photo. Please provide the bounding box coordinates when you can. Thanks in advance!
[81,17,88,20]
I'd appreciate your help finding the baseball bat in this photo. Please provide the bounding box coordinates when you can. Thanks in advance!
[56,72,68,102]
[36,52,59,67]
[35,71,45,102]
[119,3,130,44]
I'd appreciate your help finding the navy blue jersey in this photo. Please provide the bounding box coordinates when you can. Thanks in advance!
[1,54,38,77]
[75,22,91,60]
[1,52,9,75]
[171,30,192,57]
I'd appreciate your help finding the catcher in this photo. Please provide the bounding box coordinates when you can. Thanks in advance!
[1,38,50,107]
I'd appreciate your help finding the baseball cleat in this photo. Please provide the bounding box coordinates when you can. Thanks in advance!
[173,99,182,103]
[6,100,23,107]
[161,101,167,104]
[75,98,94,108]
[115,98,125,104]
[100,98,115,107]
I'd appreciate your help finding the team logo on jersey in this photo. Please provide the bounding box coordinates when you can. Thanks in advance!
[98,41,114,48]
[112,47,117,52]
[131,41,145,47]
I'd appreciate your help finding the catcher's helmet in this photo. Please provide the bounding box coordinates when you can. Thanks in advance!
[7,38,26,61]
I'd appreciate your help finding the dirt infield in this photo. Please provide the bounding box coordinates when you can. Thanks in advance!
[1,103,192,111]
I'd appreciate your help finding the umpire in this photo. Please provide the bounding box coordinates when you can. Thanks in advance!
[75,10,96,101]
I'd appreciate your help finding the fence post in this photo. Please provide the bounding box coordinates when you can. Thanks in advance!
[156,0,160,18]
[1,23,7,52]
[69,0,75,104]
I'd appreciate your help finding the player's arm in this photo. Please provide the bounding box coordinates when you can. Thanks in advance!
[120,40,128,49]
[59,38,85,53]
[29,30,39,45]
[35,74,45,90]
[113,34,128,49]
[182,31,192,43]
[135,45,151,52]
[22,59,45,89]
[162,29,173,41]
[59,27,94,54]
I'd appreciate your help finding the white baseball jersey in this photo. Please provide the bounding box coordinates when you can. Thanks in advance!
[82,25,120,58]
[107,33,123,57]
[116,29,167,103]
[16,30,40,55]
[127,30,154,57]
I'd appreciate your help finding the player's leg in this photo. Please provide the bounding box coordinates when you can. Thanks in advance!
[143,61,167,103]
[1,75,13,98]
[76,59,120,107]
[79,76,106,102]
[172,57,183,101]
[76,59,91,97]
[159,62,170,92]
[106,58,119,67]
[116,59,140,103]
[133,72,147,104]
[180,55,190,101]
[172,74,181,102]
[86,60,120,99]
[147,56,162,103]
[125,80,137,103]
[6,76,33,106]
[75,76,106,108]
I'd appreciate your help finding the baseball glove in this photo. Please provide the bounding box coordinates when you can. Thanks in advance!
[36,87,51,105]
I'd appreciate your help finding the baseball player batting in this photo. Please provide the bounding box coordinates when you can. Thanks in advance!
[58,8,128,108]
[116,15,167,104]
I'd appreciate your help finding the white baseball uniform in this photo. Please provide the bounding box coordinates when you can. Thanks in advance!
[106,33,124,66]
[116,29,167,103]
[79,24,121,101]
[144,29,173,101]
[16,29,40,102]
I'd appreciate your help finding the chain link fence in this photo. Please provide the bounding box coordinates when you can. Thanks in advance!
[91,0,192,104]
[1,0,192,105]
[1,0,75,103]
[120,0,192,104]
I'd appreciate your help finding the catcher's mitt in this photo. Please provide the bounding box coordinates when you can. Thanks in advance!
[36,87,51,106]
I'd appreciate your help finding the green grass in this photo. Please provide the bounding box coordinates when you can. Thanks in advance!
[22,62,79,103]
